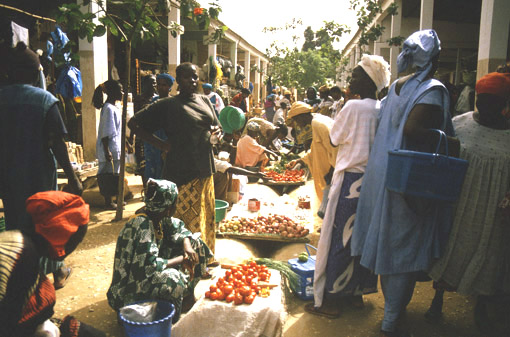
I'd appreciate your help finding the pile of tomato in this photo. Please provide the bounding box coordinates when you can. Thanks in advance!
[204,261,271,305]
[264,169,305,183]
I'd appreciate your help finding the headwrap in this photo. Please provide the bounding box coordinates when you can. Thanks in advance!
[10,42,40,72]
[287,101,312,119]
[318,85,329,93]
[475,72,510,98]
[202,83,213,90]
[26,191,89,258]
[144,178,178,213]
[156,73,175,87]
[397,29,441,74]
[219,106,245,134]
[284,89,291,95]
[358,54,391,92]
[246,121,260,132]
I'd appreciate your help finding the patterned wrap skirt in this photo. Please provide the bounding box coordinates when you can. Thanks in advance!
[325,172,378,298]
[174,176,216,253]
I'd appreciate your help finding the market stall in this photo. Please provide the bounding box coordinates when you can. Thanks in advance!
[173,264,286,337]
[217,191,313,243]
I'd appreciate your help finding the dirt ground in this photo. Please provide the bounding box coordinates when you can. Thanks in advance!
[49,174,507,337]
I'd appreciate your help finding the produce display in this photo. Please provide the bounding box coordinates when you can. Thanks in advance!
[218,214,310,238]
[269,153,301,173]
[204,261,272,305]
[264,169,306,183]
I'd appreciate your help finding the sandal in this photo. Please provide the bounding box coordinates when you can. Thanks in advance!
[304,302,340,319]
[54,267,72,290]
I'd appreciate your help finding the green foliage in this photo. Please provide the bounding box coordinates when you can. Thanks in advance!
[265,20,348,92]
[387,35,405,47]
[350,0,401,52]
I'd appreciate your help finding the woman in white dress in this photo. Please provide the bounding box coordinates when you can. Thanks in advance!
[306,55,390,319]
[427,72,510,330]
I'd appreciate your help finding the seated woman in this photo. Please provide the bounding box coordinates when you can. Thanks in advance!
[107,178,213,322]
[235,121,278,170]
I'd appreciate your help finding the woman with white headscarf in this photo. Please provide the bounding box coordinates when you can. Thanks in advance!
[306,55,390,319]
[351,30,460,337]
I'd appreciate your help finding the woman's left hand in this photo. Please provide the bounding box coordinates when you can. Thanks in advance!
[183,238,198,265]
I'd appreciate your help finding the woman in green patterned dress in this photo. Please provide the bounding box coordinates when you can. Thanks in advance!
[107,178,213,321]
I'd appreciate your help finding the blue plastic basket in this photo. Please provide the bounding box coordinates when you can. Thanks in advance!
[119,300,175,337]
[385,129,468,201]
[288,244,317,301]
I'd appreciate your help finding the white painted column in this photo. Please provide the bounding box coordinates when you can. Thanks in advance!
[244,50,251,87]
[229,41,238,83]
[420,0,434,30]
[254,56,261,105]
[261,60,267,99]
[390,0,402,81]
[477,0,510,78]
[168,7,180,95]
[79,0,108,161]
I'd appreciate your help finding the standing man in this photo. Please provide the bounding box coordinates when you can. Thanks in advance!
[0,42,82,288]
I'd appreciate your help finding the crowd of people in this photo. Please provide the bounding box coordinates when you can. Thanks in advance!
[0,27,509,337]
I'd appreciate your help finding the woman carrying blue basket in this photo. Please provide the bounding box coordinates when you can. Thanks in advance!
[351,30,460,337]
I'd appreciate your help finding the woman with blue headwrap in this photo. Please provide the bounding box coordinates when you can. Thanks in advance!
[143,73,175,181]
[107,178,213,322]
[351,30,460,337]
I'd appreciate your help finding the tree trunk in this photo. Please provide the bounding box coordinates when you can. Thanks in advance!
[115,40,131,220]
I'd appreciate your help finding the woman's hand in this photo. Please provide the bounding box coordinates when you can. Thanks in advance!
[183,238,198,265]
[104,150,113,162]
[286,159,303,169]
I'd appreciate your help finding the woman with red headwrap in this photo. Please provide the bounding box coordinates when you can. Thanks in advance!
[0,191,104,337]
[427,72,510,330]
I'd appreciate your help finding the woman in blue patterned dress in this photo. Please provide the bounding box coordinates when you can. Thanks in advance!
[107,178,212,322]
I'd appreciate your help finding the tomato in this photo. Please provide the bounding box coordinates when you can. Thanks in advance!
[239,285,251,297]
[234,293,244,305]
[249,261,257,268]
[223,284,234,295]
[217,277,225,285]
[242,264,248,271]
[251,285,260,294]
[234,271,244,280]
[205,291,211,298]
[246,275,253,284]
[259,272,268,281]
[244,294,255,304]
[225,270,232,277]
[210,285,218,293]
[210,291,218,300]
[216,289,225,301]
[226,293,235,303]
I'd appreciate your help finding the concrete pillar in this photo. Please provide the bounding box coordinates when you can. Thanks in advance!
[168,7,180,95]
[390,0,402,82]
[253,56,261,106]
[420,0,434,30]
[476,0,510,78]
[78,0,108,161]
[244,50,251,87]
[261,61,267,100]
[229,41,238,83]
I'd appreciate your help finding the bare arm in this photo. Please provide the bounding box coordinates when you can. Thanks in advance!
[403,104,460,157]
